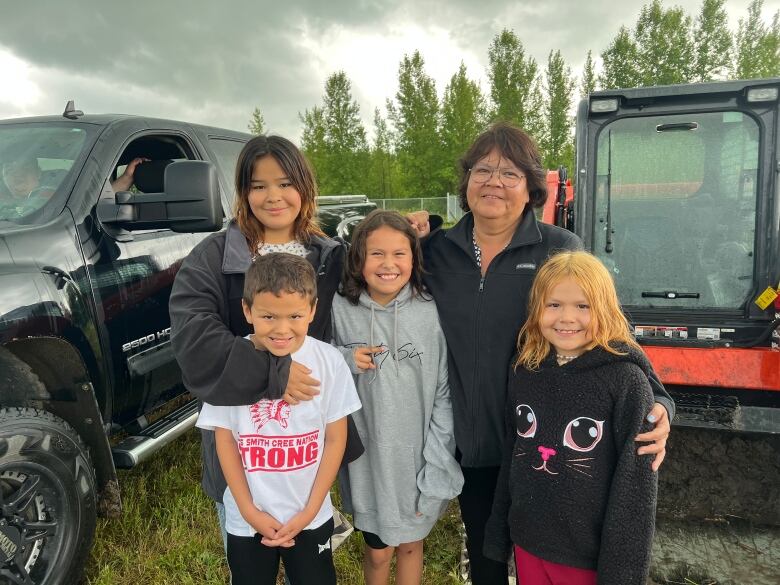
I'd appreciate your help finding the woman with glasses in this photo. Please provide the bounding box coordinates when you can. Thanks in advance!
[409,122,674,585]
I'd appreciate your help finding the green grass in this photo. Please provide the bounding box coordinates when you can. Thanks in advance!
[84,429,463,584]
[83,430,720,585]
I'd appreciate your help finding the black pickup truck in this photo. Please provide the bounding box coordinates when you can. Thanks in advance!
[0,104,375,585]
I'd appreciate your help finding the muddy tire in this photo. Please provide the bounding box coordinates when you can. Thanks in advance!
[0,407,96,585]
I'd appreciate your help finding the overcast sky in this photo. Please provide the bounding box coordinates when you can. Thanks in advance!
[1,0,777,142]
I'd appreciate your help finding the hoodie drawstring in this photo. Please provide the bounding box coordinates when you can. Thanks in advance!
[368,298,400,383]
[393,300,399,375]
[369,305,378,385]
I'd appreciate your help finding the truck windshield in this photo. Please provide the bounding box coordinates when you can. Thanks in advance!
[592,111,759,310]
[0,124,89,224]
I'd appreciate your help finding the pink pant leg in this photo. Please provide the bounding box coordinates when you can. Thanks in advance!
[514,545,597,585]
[514,545,553,585]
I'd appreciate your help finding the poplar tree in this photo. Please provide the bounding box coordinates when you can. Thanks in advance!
[600,27,642,89]
[692,0,732,81]
[487,29,544,142]
[542,50,574,173]
[299,106,327,188]
[440,62,486,193]
[634,0,694,85]
[247,107,266,135]
[321,71,368,194]
[580,50,597,100]
[734,0,780,79]
[387,51,445,197]
[367,108,402,198]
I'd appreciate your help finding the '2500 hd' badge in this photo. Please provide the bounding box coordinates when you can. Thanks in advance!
[122,327,171,352]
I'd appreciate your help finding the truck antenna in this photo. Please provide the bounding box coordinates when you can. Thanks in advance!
[63,100,84,120]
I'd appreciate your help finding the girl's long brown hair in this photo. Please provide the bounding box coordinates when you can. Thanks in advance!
[233,135,324,251]
[515,251,640,370]
[340,210,428,305]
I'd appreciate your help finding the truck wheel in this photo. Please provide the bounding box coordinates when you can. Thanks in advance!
[0,408,96,585]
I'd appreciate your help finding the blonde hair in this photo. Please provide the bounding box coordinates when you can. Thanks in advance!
[515,251,640,370]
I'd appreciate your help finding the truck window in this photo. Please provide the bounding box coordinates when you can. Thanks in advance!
[0,125,90,224]
[592,111,759,310]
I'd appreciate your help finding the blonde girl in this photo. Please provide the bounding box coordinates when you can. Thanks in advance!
[484,251,658,585]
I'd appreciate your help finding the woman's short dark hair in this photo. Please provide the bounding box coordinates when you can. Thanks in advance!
[457,122,547,212]
[340,210,428,305]
[233,135,324,251]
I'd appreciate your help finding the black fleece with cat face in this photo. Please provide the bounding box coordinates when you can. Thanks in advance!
[483,344,658,585]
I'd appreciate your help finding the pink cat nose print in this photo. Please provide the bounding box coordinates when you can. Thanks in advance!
[538,446,557,461]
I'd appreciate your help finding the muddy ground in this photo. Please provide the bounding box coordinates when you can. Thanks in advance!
[649,427,780,585]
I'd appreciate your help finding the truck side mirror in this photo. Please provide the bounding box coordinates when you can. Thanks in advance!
[97,160,223,233]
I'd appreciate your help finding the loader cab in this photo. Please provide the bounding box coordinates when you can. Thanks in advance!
[571,78,780,432]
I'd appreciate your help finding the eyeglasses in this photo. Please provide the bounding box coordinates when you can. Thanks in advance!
[469,165,525,188]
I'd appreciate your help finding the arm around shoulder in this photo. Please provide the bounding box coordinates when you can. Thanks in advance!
[170,240,289,406]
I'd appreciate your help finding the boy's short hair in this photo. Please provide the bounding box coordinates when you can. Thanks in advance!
[243,253,317,306]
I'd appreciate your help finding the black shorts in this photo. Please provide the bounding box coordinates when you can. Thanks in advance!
[227,517,335,585]
[361,529,389,550]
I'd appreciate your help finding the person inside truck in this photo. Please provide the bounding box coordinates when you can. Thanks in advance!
[169,135,358,569]
[406,122,675,585]
[1,155,147,203]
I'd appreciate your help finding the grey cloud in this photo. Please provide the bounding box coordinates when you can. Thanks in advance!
[1,0,776,140]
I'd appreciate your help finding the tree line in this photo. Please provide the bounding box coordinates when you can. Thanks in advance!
[248,0,779,198]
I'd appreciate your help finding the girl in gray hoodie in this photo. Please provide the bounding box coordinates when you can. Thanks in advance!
[331,210,464,585]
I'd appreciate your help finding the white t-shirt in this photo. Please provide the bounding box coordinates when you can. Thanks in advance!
[197,336,361,537]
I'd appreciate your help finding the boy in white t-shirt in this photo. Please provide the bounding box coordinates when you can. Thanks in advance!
[197,253,361,585]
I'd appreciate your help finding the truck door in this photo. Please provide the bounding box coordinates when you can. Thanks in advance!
[86,131,216,427]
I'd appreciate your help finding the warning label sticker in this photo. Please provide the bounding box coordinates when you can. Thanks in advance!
[755,286,778,310]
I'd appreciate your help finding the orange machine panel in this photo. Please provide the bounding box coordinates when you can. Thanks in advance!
[643,346,780,392]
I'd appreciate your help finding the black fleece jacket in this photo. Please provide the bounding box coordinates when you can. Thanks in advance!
[422,210,675,468]
[483,345,658,585]
[169,220,345,501]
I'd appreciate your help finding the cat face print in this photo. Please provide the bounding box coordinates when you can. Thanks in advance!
[514,403,605,479]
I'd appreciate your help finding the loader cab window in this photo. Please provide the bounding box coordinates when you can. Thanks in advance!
[592,111,759,310]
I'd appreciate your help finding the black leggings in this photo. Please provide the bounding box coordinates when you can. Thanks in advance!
[458,465,509,585]
[227,517,335,585]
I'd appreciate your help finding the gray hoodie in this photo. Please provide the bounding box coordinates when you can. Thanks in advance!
[331,284,464,546]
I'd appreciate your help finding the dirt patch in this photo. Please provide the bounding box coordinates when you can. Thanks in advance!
[649,427,780,584]
[657,427,779,524]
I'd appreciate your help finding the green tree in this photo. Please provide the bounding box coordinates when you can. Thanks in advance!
[580,50,597,99]
[692,0,732,81]
[600,26,642,89]
[321,71,368,194]
[387,51,446,197]
[440,62,486,193]
[542,50,575,173]
[487,29,544,142]
[299,106,327,187]
[247,107,266,135]
[366,108,402,198]
[634,0,694,85]
[734,0,780,79]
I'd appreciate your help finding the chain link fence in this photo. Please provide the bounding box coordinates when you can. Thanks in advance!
[370,194,464,224]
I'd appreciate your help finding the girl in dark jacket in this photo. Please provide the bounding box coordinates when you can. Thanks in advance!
[484,251,657,585]
[169,135,350,545]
